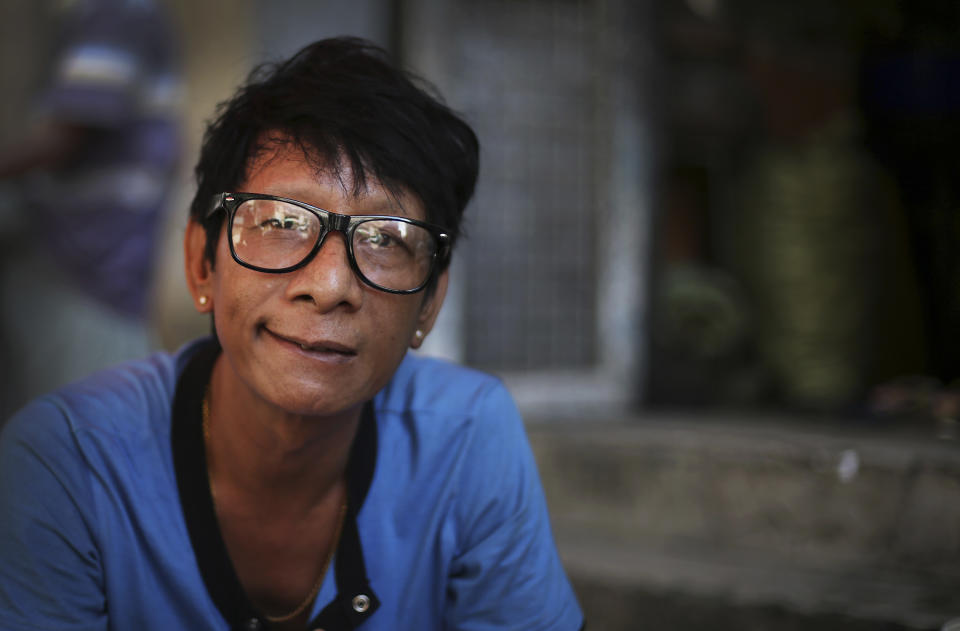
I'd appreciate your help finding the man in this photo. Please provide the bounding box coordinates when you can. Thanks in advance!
[0,37,584,630]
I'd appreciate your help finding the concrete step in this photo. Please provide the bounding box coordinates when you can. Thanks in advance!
[526,414,960,629]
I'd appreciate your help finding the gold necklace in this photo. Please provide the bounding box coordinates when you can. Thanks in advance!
[261,501,346,624]
[202,387,348,624]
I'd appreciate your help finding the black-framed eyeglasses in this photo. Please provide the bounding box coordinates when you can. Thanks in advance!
[205,192,451,294]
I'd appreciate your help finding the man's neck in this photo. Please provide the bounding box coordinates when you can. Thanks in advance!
[204,355,361,518]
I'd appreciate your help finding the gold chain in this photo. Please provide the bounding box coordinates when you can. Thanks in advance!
[261,500,346,623]
[202,387,348,624]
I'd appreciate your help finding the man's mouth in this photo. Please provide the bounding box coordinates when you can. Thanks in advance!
[263,327,357,356]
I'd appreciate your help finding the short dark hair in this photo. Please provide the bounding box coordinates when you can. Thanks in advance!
[189,37,479,273]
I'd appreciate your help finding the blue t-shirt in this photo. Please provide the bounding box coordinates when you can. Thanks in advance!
[0,338,583,630]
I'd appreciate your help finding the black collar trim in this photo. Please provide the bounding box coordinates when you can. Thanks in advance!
[171,338,380,631]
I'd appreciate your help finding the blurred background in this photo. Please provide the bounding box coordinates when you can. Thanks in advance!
[1,0,958,628]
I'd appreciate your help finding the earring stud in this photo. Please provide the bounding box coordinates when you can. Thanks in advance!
[414,330,424,340]
[198,296,208,306]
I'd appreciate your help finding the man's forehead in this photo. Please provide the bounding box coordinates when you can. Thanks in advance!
[243,135,421,217]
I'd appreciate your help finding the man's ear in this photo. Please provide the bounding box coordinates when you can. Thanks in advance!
[184,220,214,313]
[410,269,449,349]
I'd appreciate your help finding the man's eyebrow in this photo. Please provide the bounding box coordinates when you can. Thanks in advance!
[345,190,419,217]
[274,191,416,218]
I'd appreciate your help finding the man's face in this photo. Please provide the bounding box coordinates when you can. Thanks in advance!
[190,142,446,418]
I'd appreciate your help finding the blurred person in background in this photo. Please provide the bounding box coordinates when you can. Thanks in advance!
[0,0,182,418]
[0,37,583,631]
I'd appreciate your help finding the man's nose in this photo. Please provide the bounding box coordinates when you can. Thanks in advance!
[283,230,363,310]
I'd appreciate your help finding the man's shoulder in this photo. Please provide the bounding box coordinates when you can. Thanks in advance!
[2,338,204,447]
[378,352,509,417]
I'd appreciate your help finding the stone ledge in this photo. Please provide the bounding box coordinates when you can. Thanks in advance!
[527,414,960,629]
[556,526,957,630]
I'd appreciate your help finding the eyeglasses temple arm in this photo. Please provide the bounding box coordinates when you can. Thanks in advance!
[204,193,228,220]
[436,233,452,266]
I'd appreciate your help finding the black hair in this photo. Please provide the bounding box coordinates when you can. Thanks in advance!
[189,36,479,274]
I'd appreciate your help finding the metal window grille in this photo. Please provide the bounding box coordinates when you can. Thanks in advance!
[443,0,600,371]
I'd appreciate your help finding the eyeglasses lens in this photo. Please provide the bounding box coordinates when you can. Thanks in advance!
[353,219,436,291]
[231,199,318,269]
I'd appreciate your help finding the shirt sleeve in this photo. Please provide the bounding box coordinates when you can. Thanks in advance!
[0,398,108,631]
[444,381,583,631]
